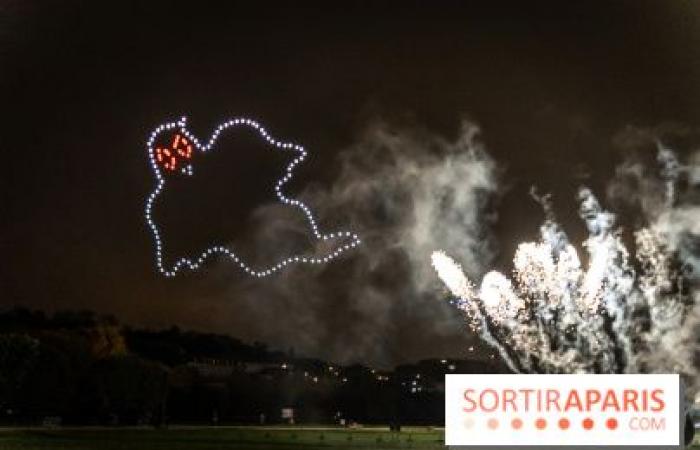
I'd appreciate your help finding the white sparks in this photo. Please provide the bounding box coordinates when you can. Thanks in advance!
[432,149,697,383]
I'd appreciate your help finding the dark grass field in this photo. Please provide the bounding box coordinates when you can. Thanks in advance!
[0,427,445,450]
[0,427,696,450]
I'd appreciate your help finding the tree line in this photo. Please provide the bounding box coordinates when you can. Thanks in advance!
[0,307,505,426]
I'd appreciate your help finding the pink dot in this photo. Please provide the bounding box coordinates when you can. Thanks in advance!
[511,418,523,430]
[487,418,499,429]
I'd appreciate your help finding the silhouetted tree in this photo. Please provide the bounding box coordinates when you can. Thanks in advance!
[0,334,39,412]
[84,355,168,425]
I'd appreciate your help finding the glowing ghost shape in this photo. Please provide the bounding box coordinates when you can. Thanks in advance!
[144,117,361,278]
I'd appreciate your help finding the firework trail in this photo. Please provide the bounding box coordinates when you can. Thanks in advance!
[432,147,700,402]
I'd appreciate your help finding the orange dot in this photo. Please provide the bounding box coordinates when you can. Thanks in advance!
[535,418,547,430]
[558,418,570,430]
[511,418,523,430]
[582,418,594,430]
[606,418,618,430]
[487,418,499,429]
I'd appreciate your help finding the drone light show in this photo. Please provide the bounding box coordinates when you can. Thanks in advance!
[145,117,361,278]
[3,2,700,446]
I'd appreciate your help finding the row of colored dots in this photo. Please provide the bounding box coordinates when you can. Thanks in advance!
[465,417,618,430]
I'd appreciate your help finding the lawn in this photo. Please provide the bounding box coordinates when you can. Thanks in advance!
[0,426,445,450]
[0,426,696,450]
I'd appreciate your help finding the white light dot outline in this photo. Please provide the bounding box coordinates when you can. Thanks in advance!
[145,116,361,278]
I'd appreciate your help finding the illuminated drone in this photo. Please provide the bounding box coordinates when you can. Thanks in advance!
[145,117,361,278]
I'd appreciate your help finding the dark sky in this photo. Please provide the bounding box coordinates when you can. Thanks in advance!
[2,1,700,366]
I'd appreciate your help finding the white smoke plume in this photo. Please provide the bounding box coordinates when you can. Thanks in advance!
[312,120,499,288]
[218,119,500,366]
[433,142,700,401]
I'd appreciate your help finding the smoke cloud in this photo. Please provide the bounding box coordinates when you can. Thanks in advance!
[608,126,700,400]
[214,119,500,367]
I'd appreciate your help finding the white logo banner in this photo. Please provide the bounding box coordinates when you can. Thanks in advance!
[445,374,681,447]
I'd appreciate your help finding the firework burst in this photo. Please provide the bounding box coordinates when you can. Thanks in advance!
[432,148,699,401]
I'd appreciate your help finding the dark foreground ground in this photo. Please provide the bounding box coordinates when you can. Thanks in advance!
[0,427,443,450]
[0,427,696,450]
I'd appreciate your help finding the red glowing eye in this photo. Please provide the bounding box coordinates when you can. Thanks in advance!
[156,133,193,172]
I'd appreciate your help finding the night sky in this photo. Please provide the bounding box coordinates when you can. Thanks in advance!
[2,1,700,367]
